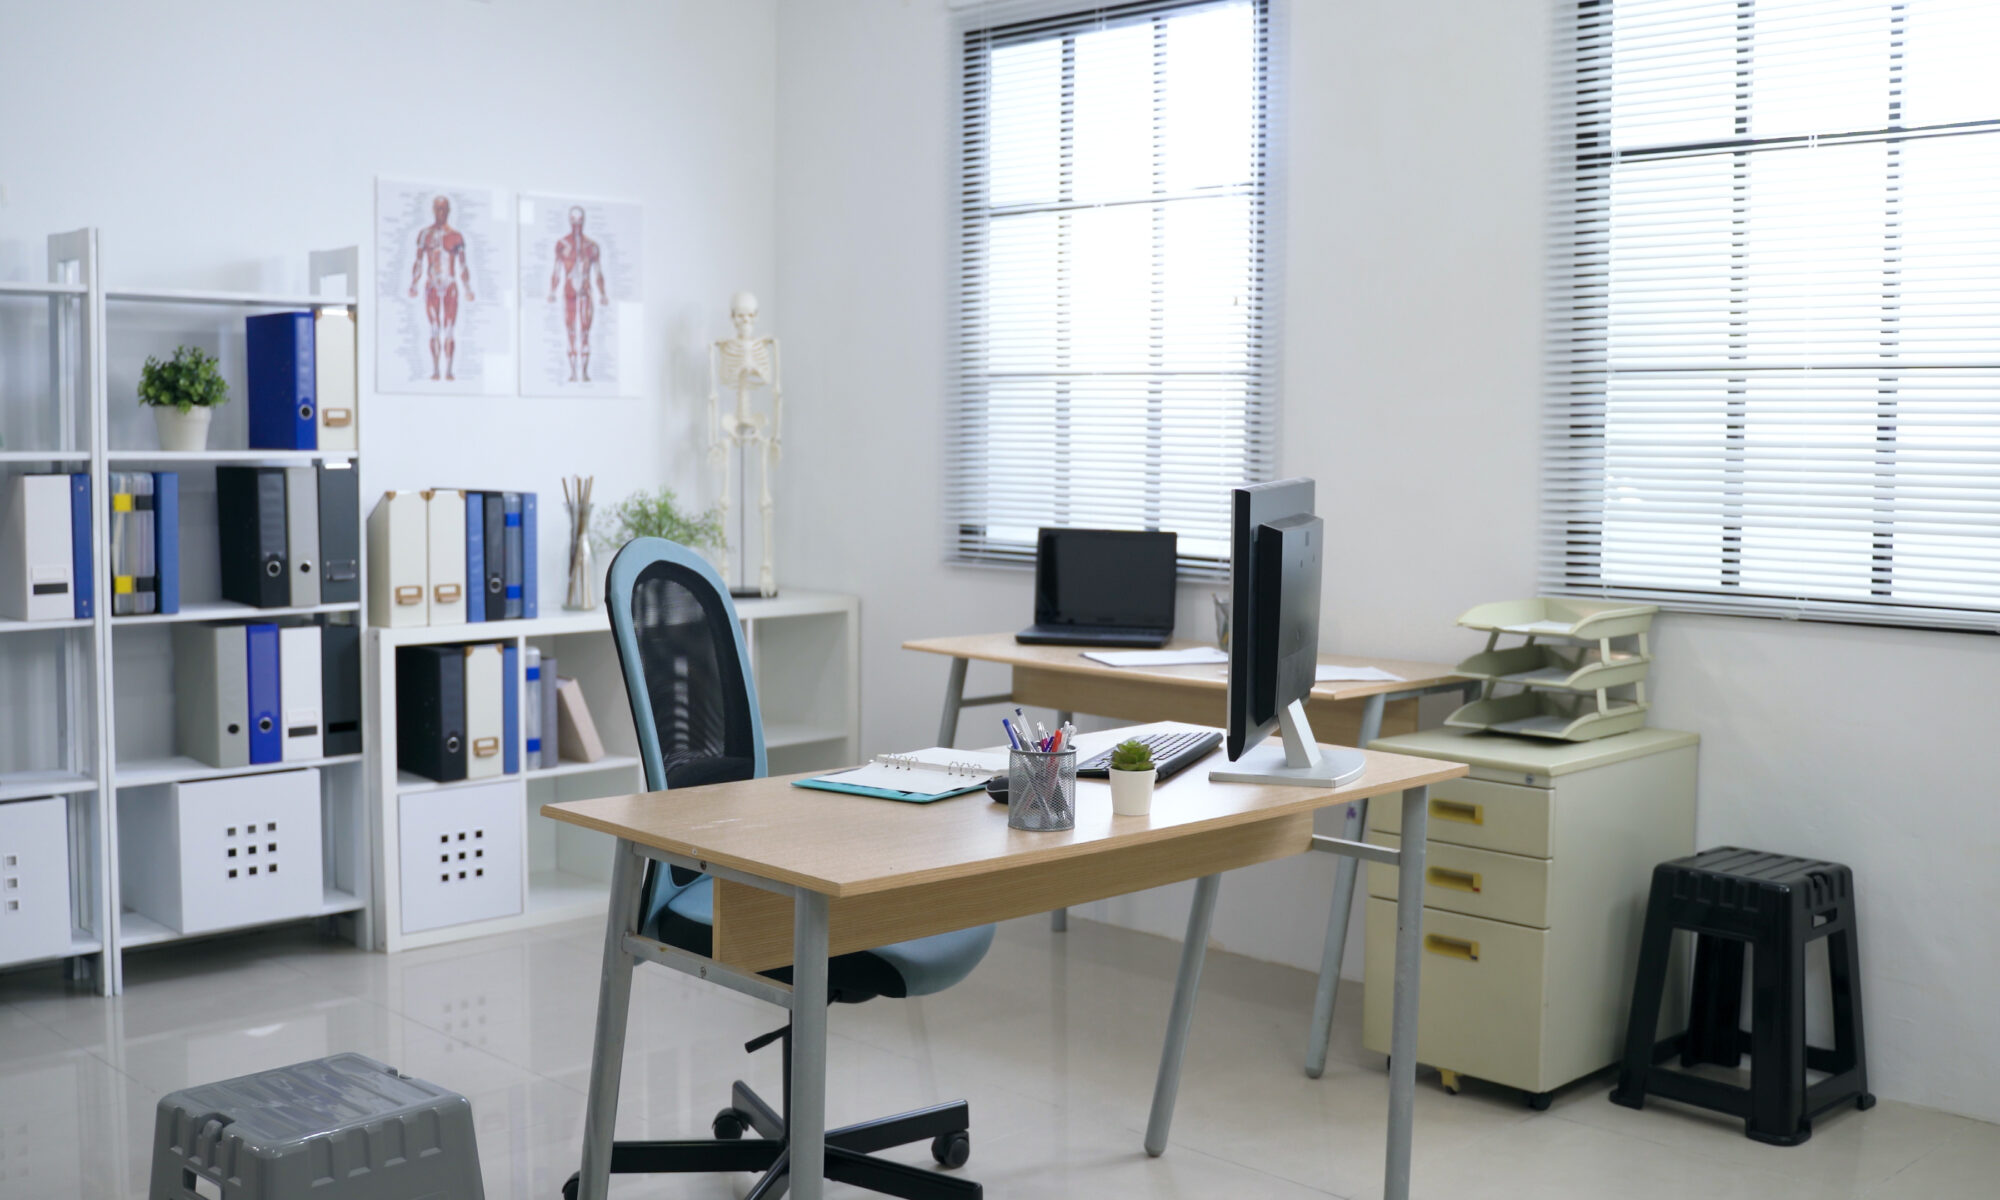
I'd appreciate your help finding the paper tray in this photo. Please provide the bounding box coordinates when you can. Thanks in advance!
[1455,598,1657,641]
[1454,643,1652,692]
[1444,691,1649,741]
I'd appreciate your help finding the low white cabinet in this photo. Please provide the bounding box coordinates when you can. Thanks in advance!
[118,769,325,936]
[0,797,75,966]
[1361,727,1697,1103]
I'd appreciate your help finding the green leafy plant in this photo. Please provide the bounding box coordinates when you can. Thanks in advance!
[595,486,725,552]
[137,346,229,412]
[1109,739,1155,773]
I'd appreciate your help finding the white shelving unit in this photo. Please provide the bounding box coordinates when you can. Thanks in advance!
[0,229,366,994]
[367,591,860,952]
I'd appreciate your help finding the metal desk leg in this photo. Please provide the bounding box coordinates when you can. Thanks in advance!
[937,656,969,747]
[1145,872,1221,1157]
[1052,709,1074,932]
[576,839,646,1200]
[1385,785,1430,1200]
[1304,692,1387,1076]
[791,890,832,1200]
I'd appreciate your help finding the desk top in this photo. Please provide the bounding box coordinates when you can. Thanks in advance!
[902,632,1465,702]
[541,724,1467,899]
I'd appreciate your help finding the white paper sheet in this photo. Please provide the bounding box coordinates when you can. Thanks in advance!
[1315,664,1405,683]
[818,747,1010,793]
[1081,646,1230,668]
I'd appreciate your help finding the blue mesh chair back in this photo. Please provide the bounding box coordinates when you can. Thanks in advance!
[605,538,766,904]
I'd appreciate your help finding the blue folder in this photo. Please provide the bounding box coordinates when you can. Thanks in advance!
[502,494,523,620]
[152,471,179,615]
[244,311,317,450]
[521,492,539,619]
[790,775,988,804]
[524,653,542,761]
[502,643,520,775]
[464,492,485,623]
[68,473,92,619]
[246,623,282,764]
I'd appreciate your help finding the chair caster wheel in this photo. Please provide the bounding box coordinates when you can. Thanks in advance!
[1857,1093,1877,1111]
[561,1170,580,1200]
[713,1107,749,1139]
[931,1131,971,1169]
[1527,1091,1553,1111]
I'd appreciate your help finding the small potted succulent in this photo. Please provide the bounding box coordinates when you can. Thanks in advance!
[138,346,229,451]
[1107,738,1157,816]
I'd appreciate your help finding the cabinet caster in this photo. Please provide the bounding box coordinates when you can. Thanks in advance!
[1440,1069,1462,1096]
[1527,1091,1553,1111]
[931,1131,971,1169]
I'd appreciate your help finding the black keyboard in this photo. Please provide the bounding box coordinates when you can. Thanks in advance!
[1076,729,1224,782]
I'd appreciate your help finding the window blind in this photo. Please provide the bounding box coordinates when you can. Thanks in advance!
[1547,0,2000,631]
[950,0,1277,579]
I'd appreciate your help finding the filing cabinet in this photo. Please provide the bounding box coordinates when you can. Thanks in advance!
[1361,727,1697,1103]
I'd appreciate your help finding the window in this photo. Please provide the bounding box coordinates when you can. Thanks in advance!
[1548,0,2000,630]
[951,0,1276,578]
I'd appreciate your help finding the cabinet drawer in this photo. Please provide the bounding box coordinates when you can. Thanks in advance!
[1365,834,1551,929]
[1367,775,1551,859]
[1361,898,1549,1092]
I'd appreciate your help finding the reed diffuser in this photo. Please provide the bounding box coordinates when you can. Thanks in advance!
[563,474,596,611]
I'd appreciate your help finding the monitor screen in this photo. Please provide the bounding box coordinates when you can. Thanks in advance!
[1035,529,1177,628]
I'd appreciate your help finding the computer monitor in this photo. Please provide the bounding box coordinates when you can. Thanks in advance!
[1210,478,1366,788]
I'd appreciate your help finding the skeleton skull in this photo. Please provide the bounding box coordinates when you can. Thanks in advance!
[730,291,759,339]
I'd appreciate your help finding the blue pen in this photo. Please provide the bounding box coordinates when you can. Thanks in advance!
[1002,718,1023,750]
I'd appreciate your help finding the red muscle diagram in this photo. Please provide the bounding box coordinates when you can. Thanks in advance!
[547,206,609,382]
[407,194,476,381]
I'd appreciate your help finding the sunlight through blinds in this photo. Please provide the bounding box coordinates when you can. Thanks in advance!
[1547,0,2000,630]
[952,0,1277,580]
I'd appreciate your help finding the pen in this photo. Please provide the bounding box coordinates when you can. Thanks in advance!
[1002,718,1023,750]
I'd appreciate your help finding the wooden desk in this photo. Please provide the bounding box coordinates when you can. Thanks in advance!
[904,633,1470,750]
[905,632,1477,1076]
[546,727,1465,1200]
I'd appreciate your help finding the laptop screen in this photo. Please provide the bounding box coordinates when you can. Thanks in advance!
[1035,528,1178,628]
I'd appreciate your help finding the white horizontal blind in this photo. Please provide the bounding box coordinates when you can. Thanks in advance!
[1547,0,2000,630]
[951,0,1276,579]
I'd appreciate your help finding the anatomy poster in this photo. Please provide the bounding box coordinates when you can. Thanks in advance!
[375,178,514,394]
[518,194,643,397]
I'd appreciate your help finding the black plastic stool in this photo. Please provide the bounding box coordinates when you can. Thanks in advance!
[1611,847,1873,1145]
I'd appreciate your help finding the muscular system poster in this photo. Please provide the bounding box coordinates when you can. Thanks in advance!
[518,194,643,397]
[375,178,514,394]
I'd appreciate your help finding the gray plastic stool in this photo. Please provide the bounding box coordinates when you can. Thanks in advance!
[149,1053,484,1200]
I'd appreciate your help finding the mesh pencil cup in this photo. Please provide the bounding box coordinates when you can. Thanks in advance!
[1007,747,1076,832]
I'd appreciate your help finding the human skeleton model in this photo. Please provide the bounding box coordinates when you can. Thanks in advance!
[547,206,608,382]
[709,292,782,597]
[407,195,475,381]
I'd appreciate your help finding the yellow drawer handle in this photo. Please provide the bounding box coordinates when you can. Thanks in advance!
[472,737,501,758]
[395,585,423,605]
[1431,798,1484,825]
[434,583,462,603]
[323,408,353,427]
[1428,867,1483,894]
[1425,934,1480,962]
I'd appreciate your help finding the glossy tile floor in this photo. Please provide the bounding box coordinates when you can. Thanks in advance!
[0,914,1991,1199]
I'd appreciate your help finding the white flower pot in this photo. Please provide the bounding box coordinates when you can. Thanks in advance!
[152,406,213,452]
[1108,767,1157,816]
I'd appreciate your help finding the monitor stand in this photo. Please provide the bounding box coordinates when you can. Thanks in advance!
[1208,699,1367,788]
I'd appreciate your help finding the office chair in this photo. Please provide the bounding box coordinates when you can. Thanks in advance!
[568,537,993,1200]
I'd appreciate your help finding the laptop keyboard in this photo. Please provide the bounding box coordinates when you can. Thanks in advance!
[1076,729,1224,782]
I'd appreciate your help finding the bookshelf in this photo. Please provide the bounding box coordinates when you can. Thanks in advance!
[0,229,365,994]
[367,591,859,952]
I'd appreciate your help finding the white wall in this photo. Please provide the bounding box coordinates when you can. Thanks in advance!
[0,0,777,547]
[774,0,2000,1123]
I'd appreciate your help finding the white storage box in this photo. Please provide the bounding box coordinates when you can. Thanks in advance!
[0,796,74,966]
[119,769,325,935]
[367,490,428,628]
[398,779,524,935]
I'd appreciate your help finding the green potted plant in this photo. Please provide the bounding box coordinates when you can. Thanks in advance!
[595,485,725,556]
[138,346,229,451]
[1107,738,1157,816]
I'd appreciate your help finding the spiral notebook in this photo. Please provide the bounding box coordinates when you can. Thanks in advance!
[795,746,1012,803]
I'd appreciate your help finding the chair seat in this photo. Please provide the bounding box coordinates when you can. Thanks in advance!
[649,876,994,1003]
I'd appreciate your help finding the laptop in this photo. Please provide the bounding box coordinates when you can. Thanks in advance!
[1016,528,1177,648]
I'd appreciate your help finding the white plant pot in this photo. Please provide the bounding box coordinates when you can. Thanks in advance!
[152,406,212,452]
[1108,767,1157,816]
